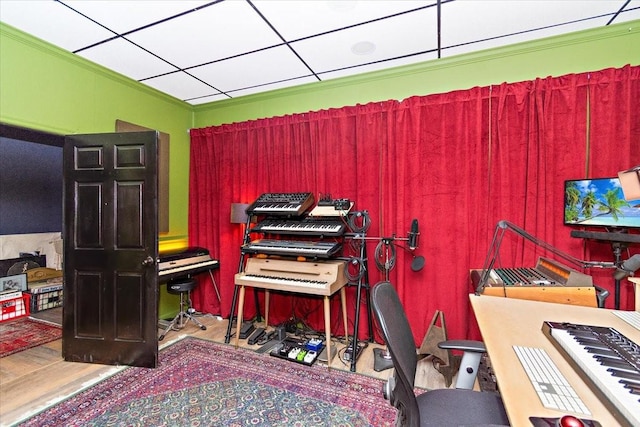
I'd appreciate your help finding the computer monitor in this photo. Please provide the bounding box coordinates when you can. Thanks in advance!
[564,177,640,229]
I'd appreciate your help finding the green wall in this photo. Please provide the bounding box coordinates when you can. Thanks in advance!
[193,19,640,127]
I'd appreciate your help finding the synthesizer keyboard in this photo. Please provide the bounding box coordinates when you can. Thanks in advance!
[246,192,314,216]
[158,247,219,281]
[242,239,342,258]
[235,258,347,296]
[542,321,640,426]
[251,218,346,237]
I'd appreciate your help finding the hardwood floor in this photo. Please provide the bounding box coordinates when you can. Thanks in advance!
[0,308,449,426]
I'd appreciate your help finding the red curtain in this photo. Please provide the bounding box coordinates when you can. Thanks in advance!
[189,65,640,345]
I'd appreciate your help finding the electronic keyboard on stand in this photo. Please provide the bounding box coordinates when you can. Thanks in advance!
[235,257,347,296]
[233,257,349,368]
[251,218,346,237]
[242,239,342,258]
[246,192,315,216]
[158,246,219,282]
[542,321,640,427]
[472,257,607,308]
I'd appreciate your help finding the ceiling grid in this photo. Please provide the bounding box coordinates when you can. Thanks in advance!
[1,0,638,105]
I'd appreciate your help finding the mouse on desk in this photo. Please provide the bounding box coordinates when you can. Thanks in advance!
[529,415,601,427]
[557,415,584,427]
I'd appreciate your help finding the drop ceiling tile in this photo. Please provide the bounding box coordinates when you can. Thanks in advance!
[253,0,437,40]
[0,0,114,51]
[2,0,636,105]
[64,0,212,34]
[189,45,314,93]
[141,71,220,101]
[77,37,178,80]
[291,7,437,74]
[440,0,635,57]
[124,0,284,70]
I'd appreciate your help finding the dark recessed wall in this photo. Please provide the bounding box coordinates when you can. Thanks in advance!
[0,125,64,235]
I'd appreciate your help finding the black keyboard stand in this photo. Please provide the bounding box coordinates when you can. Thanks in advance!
[225,214,263,344]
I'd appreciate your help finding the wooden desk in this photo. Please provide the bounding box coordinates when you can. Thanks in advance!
[234,259,349,368]
[470,294,640,427]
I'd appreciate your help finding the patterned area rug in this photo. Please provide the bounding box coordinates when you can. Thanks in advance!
[0,317,62,358]
[21,337,397,426]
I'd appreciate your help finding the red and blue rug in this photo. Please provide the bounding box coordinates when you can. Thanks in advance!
[0,317,61,358]
[21,337,397,426]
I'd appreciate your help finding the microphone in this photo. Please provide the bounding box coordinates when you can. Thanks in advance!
[408,219,419,250]
[613,254,640,280]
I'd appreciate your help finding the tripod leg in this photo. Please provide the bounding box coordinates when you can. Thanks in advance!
[159,311,182,341]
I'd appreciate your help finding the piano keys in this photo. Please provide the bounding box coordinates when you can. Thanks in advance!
[251,218,346,237]
[235,257,347,296]
[542,321,640,426]
[158,246,219,282]
[242,239,342,258]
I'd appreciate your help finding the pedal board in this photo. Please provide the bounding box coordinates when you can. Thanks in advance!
[270,337,324,366]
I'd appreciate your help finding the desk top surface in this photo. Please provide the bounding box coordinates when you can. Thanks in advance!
[470,294,640,427]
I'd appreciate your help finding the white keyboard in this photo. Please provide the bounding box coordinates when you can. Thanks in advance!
[158,259,219,277]
[613,310,640,331]
[513,345,590,416]
[237,274,328,290]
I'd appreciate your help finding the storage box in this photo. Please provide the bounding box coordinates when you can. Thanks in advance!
[1,292,30,322]
[28,276,63,313]
[30,288,63,312]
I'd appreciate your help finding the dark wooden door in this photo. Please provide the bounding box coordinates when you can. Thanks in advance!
[62,131,159,367]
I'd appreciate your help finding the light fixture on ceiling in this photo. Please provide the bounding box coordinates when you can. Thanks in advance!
[351,41,376,55]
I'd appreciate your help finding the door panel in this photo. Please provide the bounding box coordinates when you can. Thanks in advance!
[63,131,159,367]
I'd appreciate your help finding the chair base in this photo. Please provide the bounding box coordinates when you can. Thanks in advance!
[373,347,394,372]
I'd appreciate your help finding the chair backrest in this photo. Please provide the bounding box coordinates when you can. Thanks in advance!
[371,281,421,427]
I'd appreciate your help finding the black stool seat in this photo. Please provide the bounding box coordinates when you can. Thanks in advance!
[167,278,197,294]
[159,276,206,341]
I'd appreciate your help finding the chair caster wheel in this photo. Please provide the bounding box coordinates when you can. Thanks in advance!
[159,334,165,341]
[200,325,207,330]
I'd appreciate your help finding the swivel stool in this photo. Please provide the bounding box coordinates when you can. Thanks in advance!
[159,277,207,341]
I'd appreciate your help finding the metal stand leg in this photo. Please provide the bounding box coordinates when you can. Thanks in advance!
[612,242,625,310]
[208,270,221,303]
[159,291,206,341]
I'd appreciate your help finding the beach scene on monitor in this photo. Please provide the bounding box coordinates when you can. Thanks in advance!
[564,178,640,229]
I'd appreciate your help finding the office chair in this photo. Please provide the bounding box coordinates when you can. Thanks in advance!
[371,281,509,427]
[159,277,207,341]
